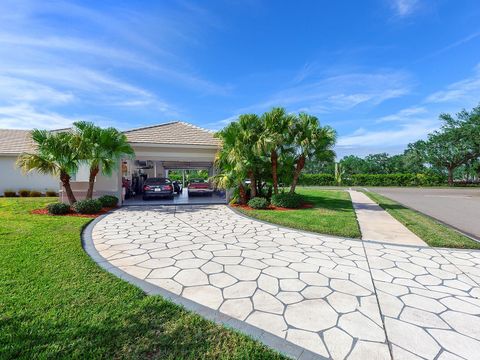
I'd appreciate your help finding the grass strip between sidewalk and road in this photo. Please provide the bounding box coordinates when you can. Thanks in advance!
[235,189,361,238]
[0,198,285,360]
[364,191,480,249]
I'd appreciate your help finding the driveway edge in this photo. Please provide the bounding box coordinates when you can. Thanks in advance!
[81,210,324,360]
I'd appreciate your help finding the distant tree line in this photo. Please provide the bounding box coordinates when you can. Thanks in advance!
[304,105,480,185]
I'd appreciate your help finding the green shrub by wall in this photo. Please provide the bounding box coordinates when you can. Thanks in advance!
[298,173,446,187]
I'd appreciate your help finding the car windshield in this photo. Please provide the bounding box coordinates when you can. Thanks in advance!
[145,178,171,185]
[190,179,206,183]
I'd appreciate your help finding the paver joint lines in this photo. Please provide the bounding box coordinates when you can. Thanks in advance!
[90,205,480,360]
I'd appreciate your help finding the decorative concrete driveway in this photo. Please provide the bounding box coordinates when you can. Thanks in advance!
[86,205,480,360]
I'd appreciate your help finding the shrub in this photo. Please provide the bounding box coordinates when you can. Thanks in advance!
[29,191,42,197]
[299,174,335,186]
[46,190,58,197]
[73,199,102,214]
[3,190,16,197]
[18,189,30,197]
[98,195,119,208]
[271,192,303,209]
[47,202,71,215]
[248,197,269,209]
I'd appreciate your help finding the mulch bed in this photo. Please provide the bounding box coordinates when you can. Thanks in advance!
[31,207,116,218]
[232,203,313,211]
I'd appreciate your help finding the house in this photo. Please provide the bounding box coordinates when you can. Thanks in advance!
[0,122,221,203]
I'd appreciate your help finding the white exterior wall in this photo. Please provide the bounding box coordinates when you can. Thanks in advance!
[0,155,58,195]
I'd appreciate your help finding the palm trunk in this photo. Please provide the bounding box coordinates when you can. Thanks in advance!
[447,167,454,186]
[290,155,305,194]
[238,182,247,205]
[86,165,99,200]
[248,170,256,198]
[60,171,77,205]
[271,150,279,194]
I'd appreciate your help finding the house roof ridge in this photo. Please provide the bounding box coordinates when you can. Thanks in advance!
[122,121,180,134]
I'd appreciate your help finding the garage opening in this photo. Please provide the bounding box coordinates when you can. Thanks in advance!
[122,159,226,205]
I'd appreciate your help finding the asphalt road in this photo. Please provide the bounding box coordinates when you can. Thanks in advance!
[367,187,480,241]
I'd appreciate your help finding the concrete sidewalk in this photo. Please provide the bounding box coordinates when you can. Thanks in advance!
[348,190,426,246]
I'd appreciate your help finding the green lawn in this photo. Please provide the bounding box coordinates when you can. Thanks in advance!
[365,191,480,249]
[235,189,361,238]
[0,198,284,360]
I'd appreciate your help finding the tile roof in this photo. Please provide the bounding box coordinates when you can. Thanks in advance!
[123,121,220,147]
[0,129,34,155]
[0,122,220,154]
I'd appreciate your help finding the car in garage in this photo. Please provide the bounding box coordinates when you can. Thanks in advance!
[187,178,213,196]
[142,177,174,200]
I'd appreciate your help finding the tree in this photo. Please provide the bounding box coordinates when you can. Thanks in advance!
[214,121,250,204]
[259,107,294,194]
[16,130,79,205]
[339,155,366,175]
[288,113,336,193]
[74,121,134,199]
[419,107,480,185]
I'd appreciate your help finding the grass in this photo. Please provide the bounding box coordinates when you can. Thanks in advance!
[0,198,285,360]
[365,191,480,249]
[235,189,361,238]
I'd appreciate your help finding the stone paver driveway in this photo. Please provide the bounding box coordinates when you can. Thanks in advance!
[87,205,480,360]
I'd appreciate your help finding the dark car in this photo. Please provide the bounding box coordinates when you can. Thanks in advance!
[142,178,174,200]
[187,178,213,196]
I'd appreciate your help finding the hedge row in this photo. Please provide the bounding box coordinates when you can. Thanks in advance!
[299,173,446,187]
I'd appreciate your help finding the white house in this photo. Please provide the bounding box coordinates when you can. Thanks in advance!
[0,122,221,203]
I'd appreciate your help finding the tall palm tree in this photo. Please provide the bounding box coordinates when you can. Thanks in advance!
[259,107,295,194]
[214,122,249,204]
[289,113,336,193]
[16,130,79,205]
[74,121,134,199]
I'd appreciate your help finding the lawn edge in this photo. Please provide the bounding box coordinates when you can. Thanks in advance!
[363,190,480,248]
[80,209,320,360]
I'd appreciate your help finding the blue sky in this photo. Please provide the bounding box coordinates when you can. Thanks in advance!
[0,0,479,157]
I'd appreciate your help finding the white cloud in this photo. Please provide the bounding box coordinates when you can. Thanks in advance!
[390,0,419,17]
[377,106,428,122]
[242,70,412,114]
[0,104,78,130]
[337,119,438,148]
[426,64,480,104]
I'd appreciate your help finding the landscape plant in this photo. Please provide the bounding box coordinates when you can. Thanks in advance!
[74,121,134,200]
[98,195,119,207]
[18,189,30,197]
[47,202,71,215]
[17,130,79,205]
[248,197,269,209]
[29,191,42,197]
[73,199,102,214]
[3,190,16,197]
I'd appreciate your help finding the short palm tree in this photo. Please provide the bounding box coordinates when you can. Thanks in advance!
[259,107,295,194]
[16,130,79,205]
[289,113,336,193]
[74,121,134,200]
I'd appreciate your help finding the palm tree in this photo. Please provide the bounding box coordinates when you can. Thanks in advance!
[289,113,336,193]
[74,121,134,200]
[214,122,249,204]
[259,107,295,194]
[16,130,79,205]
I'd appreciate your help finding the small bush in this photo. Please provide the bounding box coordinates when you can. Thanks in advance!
[248,197,269,210]
[29,191,42,197]
[47,202,71,215]
[98,195,119,207]
[18,189,30,197]
[3,190,16,197]
[299,174,335,186]
[46,190,58,197]
[73,199,102,214]
[271,192,303,209]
